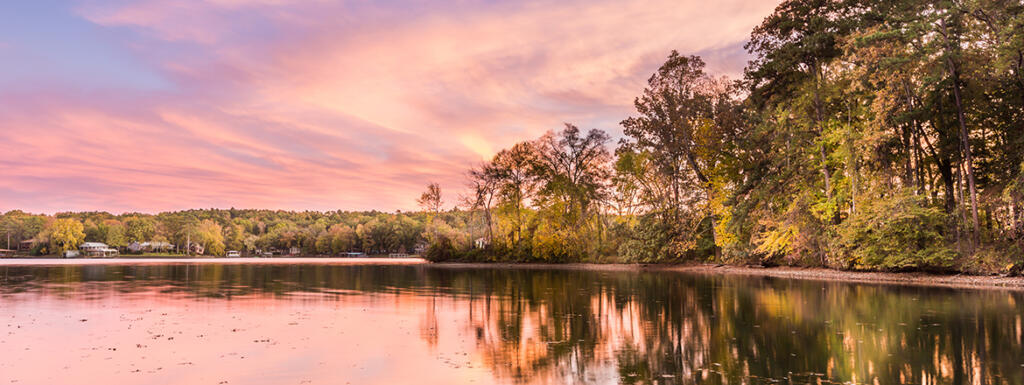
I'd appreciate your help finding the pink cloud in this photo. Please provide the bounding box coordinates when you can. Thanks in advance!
[0,0,779,214]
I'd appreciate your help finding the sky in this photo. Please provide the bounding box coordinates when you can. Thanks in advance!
[0,0,780,214]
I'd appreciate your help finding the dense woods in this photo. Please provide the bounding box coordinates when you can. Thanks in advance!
[4,0,1024,272]
[425,0,1024,273]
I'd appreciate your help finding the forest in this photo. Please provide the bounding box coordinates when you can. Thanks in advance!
[4,0,1024,273]
[424,0,1024,273]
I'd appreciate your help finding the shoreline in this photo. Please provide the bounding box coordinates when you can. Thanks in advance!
[3,258,1024,291]
[664,264,1024,291]
[429,262,1024,291]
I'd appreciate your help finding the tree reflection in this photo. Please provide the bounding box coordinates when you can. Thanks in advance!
[2,264,1022,384]
[420,269,1024,385]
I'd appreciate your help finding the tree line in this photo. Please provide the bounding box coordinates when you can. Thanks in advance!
[1,209,428,256]
[424,0,1024,273]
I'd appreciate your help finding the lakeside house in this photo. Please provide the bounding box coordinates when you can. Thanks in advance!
[413,242,428,254]
[289,247,301,255]
[18,239,35,252]
[127,241,176,253]
[255,248,281,257]
[79,242,119,257]
[189,243,205,255]
[474,237,490,249]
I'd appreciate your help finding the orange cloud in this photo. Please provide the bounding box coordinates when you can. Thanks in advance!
[0,0,779,213]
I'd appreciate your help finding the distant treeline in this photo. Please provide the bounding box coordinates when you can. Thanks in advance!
[0,209,428,256]
[421,0,1024,273]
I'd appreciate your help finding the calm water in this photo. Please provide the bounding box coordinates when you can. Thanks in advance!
[1,261,1023,385]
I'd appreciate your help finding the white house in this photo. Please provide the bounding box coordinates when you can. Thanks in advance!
[79,242,119,257]
[128,241,176,253]
[474,237,490,249]
[128,242,144,253]
[148,241,175,252]
[413,242,428,254]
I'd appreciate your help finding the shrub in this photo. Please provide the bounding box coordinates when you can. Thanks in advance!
[423,237,459,262]
[753,193,828,267]
[617,213,713,263]
[836,191,956,271]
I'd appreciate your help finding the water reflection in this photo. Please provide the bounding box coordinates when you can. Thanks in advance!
[2,263,1023,384]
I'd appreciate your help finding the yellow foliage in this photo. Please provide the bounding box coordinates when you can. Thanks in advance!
[754,225,797,258]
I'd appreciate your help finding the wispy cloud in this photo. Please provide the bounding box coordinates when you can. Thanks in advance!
[0,0,778,214]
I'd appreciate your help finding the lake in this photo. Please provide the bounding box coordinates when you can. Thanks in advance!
[1,260,1022,384]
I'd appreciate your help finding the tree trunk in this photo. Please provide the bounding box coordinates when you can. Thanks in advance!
[705,188,720,260]
[672,162,682,223]
[1013,195,1022,243]
[846,101,857,215]
[957,162,972,251]
[913,129,926,195]
[812,65,838,226]
[684,152,720,259]
[939,161,957,215]
[949,60,981,244]
[942,18,981,244]
[903,125,913,188]
[485,206,493,244]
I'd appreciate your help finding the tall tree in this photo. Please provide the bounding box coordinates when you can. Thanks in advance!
[621,52,742,256]
[417,183,444,214]
[533,124,612,225]
[49,218,85,254]
[488,142,540,246]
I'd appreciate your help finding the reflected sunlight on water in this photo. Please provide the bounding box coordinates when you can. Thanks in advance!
[2,262,1023,384]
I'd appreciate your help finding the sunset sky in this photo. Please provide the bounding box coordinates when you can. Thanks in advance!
[0,0,779,214]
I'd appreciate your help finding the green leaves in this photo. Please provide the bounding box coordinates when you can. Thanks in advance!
[836,191,955,270]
